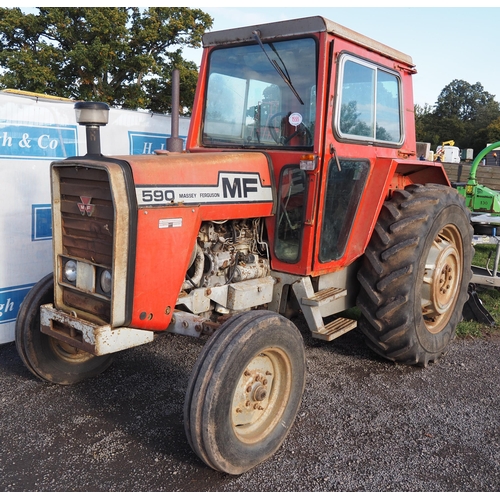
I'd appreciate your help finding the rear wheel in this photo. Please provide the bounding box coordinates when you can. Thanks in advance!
[357,184,473,366]
[184,310,306,474]
[15,273,114,385]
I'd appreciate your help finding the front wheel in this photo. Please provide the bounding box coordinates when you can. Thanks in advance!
[15,273,114,385]
[357,184,473,366]
[184,310,306,474]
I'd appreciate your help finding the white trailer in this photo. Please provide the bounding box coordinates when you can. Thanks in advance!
[0,90,190,344]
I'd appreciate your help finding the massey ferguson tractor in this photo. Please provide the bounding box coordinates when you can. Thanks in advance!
[16,16,473,474]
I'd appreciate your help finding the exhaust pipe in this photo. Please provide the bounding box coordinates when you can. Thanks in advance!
[166,69,184,153]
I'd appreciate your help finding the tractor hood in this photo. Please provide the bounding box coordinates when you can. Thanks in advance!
[119,151,276,216]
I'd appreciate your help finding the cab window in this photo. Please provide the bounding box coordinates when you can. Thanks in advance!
[275,166,306,262]
[335,55,402,144]
[203,38,317,149]
[319,159,370,262]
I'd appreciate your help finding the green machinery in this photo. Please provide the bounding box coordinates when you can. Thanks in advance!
[455,140,500,214]
[454,141,500,325]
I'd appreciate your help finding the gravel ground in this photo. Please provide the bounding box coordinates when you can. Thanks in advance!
[1,320,499,492]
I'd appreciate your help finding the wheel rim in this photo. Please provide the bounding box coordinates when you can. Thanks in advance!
[48,336,94,363]
[231,348,292,444]
[421,224,463,334]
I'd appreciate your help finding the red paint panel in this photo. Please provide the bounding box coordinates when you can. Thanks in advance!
[125,151,277,331]
[131,206,201,331]
[124,151,273,189]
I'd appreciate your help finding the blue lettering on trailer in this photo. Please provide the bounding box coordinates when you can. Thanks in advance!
[0,123,77,159]
[128,131,187,155]
[0,284,35,324]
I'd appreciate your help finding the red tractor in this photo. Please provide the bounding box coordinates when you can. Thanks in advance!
[16,16,472,474]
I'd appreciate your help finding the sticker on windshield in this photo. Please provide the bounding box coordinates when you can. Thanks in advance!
[289,113,303,127]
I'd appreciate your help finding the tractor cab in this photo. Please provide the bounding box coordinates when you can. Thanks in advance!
[187,17,444,280]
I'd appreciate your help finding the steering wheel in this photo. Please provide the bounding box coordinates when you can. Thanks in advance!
[268,112,312,146]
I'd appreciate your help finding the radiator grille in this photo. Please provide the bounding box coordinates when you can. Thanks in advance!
[59,166,114,266]
[57,166,113,321]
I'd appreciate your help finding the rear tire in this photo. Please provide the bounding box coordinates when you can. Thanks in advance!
[184,310,306,474]
[15,273,114,385]
[357,184,473,366]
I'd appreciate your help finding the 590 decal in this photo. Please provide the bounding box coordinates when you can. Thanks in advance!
[141,189,176,203]
[135,172,273,207]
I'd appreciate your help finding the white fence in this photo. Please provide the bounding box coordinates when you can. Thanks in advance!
[0,90,190,344]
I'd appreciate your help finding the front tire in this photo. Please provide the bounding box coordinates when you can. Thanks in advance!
[357,184,473,366]
[15,273,114,385]
[184,310,306,474]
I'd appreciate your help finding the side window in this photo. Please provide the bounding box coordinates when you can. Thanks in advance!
[339,61,375,138]
[309,85,317,132]
[275,166,306,263]
[376,70,401,141]
[336,55,402,144]
[319,159,370,262]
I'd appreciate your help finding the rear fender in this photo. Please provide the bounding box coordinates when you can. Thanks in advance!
[389,160,450,192]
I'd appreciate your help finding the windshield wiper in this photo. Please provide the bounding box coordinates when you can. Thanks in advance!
[252,30,304,105]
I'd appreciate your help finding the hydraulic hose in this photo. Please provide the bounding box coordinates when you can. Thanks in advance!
[181,244,204,291]
[468,140,500,183]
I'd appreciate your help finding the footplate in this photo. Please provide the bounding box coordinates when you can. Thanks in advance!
[40,304,154,355]
[312,317,357,341]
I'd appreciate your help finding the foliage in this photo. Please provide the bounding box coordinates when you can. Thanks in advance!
[485,117,500,145]
[0,7,213,114]
[415,79,500,154]
[435,80,498,122]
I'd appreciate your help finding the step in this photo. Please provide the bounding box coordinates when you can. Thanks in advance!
[312,317,357,341]
[301,287,347,307]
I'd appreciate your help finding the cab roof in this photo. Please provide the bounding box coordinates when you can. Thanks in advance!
[202,15,414,67]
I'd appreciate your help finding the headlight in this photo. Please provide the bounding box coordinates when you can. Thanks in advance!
[64,260,77,282]
[100,269,112,294]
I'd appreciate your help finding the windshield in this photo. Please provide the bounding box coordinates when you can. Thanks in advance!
[202,37,317,149]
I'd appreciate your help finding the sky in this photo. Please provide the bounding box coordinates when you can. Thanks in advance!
[179,3,500,107]
[15,2,500,108]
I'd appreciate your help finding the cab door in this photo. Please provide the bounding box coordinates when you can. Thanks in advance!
[313,38,405,274]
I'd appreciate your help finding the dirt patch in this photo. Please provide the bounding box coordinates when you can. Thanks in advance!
[1,326,499,491]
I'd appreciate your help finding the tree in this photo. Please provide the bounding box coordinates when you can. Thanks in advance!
[415,80,500,154]
[434,79,499,123]
[415,103,440,146]
[0,7,213,114]
[486,118,500,145]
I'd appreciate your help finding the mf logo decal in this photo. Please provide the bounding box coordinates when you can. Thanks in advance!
[135,172,273,207]
[77,196,95,216]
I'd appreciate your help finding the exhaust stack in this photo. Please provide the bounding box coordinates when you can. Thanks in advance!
[166,69,184,153]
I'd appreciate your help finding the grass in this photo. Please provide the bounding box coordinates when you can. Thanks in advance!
[471,243,498,269]
[456,244,500,338]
